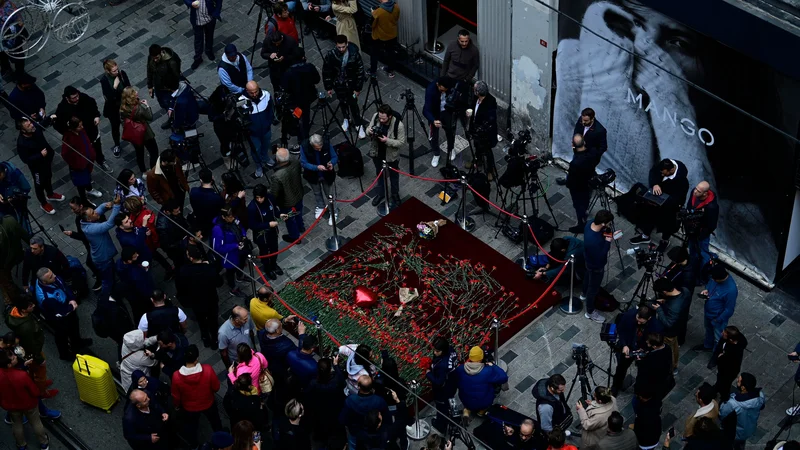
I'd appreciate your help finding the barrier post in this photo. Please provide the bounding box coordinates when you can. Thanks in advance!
[515,215,532,272]
[377,160,390,217]
[456,175,475,232]
[405,380,431,439]
[559,255,583,314]
[247,254,257,294]
[314,319,325,356]
[326,194,348,251]
[425,1,443,54]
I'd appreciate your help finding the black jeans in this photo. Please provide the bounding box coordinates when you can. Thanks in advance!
[134,138,159,173]
[612,352,636,391]
[0,51,24,74]
[29,164,54,206]
[91,133,106,165]
[50,312,83,359]
[193,302,219,343]
[334,87,361,123]
[76,184,95,204]
[370,37,397,74]
[192,19,216,60]
[256,235,278,272]
[181,401,223,448]
[107,111,122,147]
[371,158,399,199]
[569,188,591,225]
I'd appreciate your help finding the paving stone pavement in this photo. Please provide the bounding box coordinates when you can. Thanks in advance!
[0,1,798,448]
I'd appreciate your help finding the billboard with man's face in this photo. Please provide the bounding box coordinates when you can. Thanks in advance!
[551,0,800,281]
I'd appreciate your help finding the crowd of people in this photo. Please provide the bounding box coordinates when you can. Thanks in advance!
[0,0,798,449]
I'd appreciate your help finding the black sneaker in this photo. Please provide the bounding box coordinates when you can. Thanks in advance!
[371,195,384,206]
[556,177,567,186]
[289,144,301,155]
[205,52,215,61]
[91,279,103,292]
[265,271,277,281]
[191,59,202,70]
[112,145,121,158]
[274,265,284,276]
[282,234,301,244]
[691,344,713,352]
[629,234,651,245]
[160,119,173,130]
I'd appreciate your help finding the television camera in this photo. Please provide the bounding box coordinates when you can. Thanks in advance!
[589,168,616,190]
[399,88,415,104]
[626,242,664,271]
[678,207,705,235]
[222,93,253,130]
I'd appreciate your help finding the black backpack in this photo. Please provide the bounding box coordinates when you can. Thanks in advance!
[336,142,363,178]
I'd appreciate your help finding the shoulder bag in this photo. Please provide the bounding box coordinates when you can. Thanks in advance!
[122,103,146,146]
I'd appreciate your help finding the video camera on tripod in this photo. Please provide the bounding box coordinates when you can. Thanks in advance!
[589,168,616,190]
[223,93,253,130]
[399,88,415,104]
[677,207,705,235]
[571,343,590,366]
[626,242,664,270]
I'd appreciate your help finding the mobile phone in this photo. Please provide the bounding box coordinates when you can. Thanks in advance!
[698,293,709,299]
[667,426,676,439]
[789,354,800,362]
[253,431,261,443]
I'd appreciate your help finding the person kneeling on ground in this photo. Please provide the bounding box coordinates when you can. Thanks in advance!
[453,346,508,419]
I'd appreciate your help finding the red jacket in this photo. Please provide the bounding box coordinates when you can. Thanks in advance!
[129,207,160,250]
[0,367,40,411]
[171,363,220,412]
[61,130,97,171]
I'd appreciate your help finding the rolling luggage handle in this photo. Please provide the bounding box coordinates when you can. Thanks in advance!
[76,355,91,376]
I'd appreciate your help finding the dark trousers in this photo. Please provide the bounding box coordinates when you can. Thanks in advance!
[155,89,174,112]
[371,158,399,199]
[182,401,223,447]
[192,19,216,60]
[256,234,279,272]
[714,369,738,401]
[134,138,159,172]
[91,134,106,164]
[429,121,456,157]
[582,266,604,313]
[474,142,496,176]
[193,302,219,343]
[334,88,361,122]
[128,294,153,326]
[268,65,287,94]
[613,353,634,391]
[370,37,397,74]
[213,119,233,156]
[280,200,306,240]
[108,112,122,147]
[164,247,185,272]
[76,184,94,205]
[569,188,591,224]
[297,101,312,144]
[432,394,452,432]
[29,164,54,206]
[638,203,678,240]
[51,312,83,358]
[0,51,24,74]
[96,259,115,300]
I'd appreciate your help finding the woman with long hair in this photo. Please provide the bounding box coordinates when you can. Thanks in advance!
[232,419,261,450]
[119,86,159,175]
[100,59,131,157]
[331,0,360,48]
[114,168,146,201]
[227,343,268,394]
[212,206,248,297]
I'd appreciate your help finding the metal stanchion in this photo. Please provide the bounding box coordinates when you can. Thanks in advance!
[560,255,583,314]
[325,194,348,252]
[426,1,444,54]
[405,380,430,439]
[247,254,257,294]
[377,161,390,217]
[515,215,532,272]
[314,319,326,355]
[456,175,475,232]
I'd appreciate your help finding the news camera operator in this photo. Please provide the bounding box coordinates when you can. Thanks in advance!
[556,108,607,185]
[423,76,457,168]
[322,35,367,139]
[281,47,321,145]
[685,181,719,269]
[208,85,236,158]
[566,133,600,233]
[0,161,32,222]
[633,333,675,401]
[630,158,690,246]
[652,278,690,374]
[240,80,276,178]
[261,30,299,93]
[611,305,663,395]
[366,104,405,209]
[467,81,498,179]
[533,236,584,285]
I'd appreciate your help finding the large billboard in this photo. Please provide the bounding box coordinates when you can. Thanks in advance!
[551,0,800,281]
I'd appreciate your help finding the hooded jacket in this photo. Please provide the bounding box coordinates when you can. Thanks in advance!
[719,389,766,441]
[211,216,245,269]
[577,397,618,449]
[81,203,121,265]
[426,346,458,400]
[120,329,158,388]
[145,156,189,205]
[5,307,45,365]
[0,366,40,411]
[127,369,161,400]
[322,43,366,93]
[370,0,399,41]
[172,363,220,411]
[340,344,371,396]
[453,361,508,412]
[146,47,182,91]
[170,82,199,130]
[532,378,572,432]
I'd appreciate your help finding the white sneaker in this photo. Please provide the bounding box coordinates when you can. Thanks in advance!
[358,126,366,140]
[579,295,587,301]
[342,119,350,132]
[585,310,606,323]
[87,189,103,198]
[787,404,800,416]
[315,207,324,219]
[254,166,263,178]
[450,150,457,161]
[431,155,440,168]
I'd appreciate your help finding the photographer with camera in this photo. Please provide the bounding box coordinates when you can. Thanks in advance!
[281,47,321,145]
[652,278,690,374]
[261,31,299,93]
[0,161,32,220]
[582,210,614,323]
[239,80,276,178]
[534,237,584,285]
[532,374,571,435]
[423,77,458,168]
[566,133,601,233]
[634,333,675,401]
[467,81,498,179]
[685,181,719,269]
[323,35,367,139]
[366,104,405,208]
[612,305,662,395]
[629,158,690,246]
[217,44,253,95]
[300,134,339,226]
[17,117,65,215]
[693,265,738,354]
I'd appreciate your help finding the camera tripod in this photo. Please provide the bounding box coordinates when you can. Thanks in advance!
[565,351,607,404]
[295,4,326,60]
[586,184,625,269]
[248,0,276,68]
[361,75,384,120]
[494,164,558,238]
[7,196,57,247]
[622,264,658,312]
[397,90,428,175]
[310,95,354,146]
[447,403,476,450]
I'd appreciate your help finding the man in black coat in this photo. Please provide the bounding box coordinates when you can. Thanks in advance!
[469,80,498,180]
[634,333,675,401]
[175,246,223,348]
[565,133,600,233]
[281,47,320,145]
[710,326,747,398]
[123,389,170,450]
[612,305,663,395]
[262,31,300,93]
[322,35,367,138]
[53,86,110,172]
[21,236,69,288]
[557,107,607,185]
[17,117,64,214]
[685,180,720,270]
[663,246,698,345]
[630,158,690,245]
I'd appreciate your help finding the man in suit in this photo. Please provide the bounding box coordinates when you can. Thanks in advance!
[557,107,607,184]
[468,80,497,179]
[423,76,457,169]
[185,0,222,70]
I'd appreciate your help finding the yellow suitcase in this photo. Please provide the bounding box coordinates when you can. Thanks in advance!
[72,354,119,413]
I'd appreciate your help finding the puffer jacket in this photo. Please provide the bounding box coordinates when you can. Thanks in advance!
[453,362,508,412]
[146,47,182,91]
[269,158,304,209]
[322,43,366,93]
[120,330,158,388]
[719,389,766,441]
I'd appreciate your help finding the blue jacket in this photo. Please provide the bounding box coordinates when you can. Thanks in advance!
[339,391,390,431]
[544,237,584,282]
[170,84,199,130]
[0,161,31,199]
[299,142,338,184]
[617,308,663,351]
[258,332,295,381]
[81,203,122,264]
[719,389,765,441]
[454,362,508,411]
[184,0,221,26]
[426,346,458,401]
[241,89,274,137]
[422,80,444,123]
[116,227,153,262]
[8,85,46,121]
[704,276,737,324]
[584,222,610,270]
[34,275,75,321]
[247,197,278,244]
[116,259,155,300]
[189,186,225,236]
[211,217,244,269]
[287,334,318,388]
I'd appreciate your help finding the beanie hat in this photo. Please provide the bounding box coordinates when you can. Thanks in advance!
[63,86,79,98]
[224,43,238,59]
[468,346,484,362]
